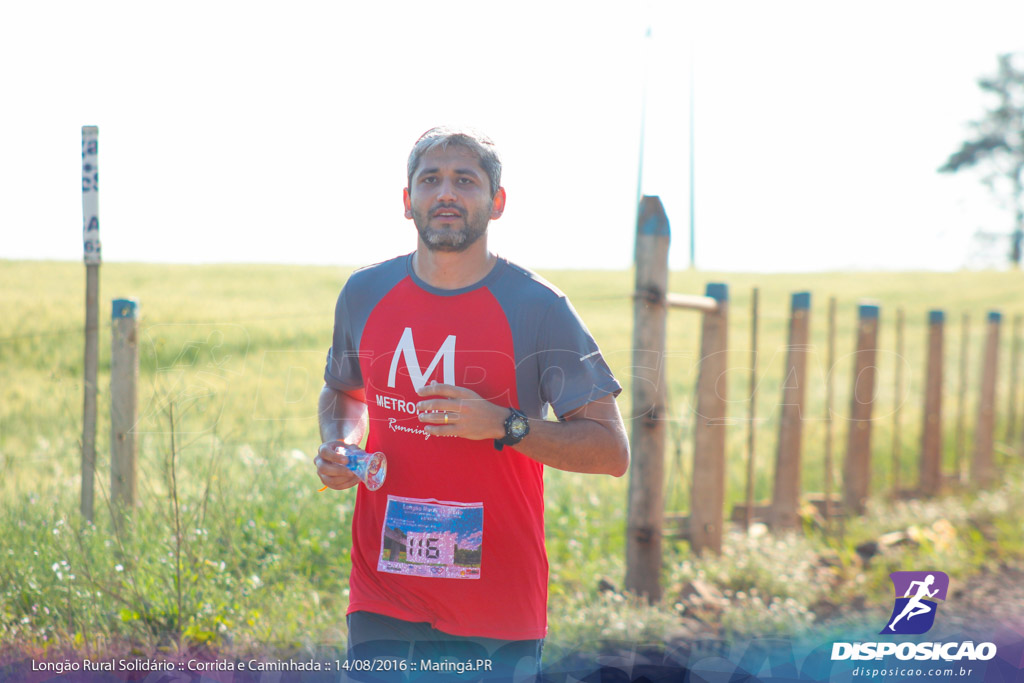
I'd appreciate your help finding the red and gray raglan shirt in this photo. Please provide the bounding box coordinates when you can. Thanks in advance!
[324,253,621,641]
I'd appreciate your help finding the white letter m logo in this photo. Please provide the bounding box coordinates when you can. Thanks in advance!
[387,327,456,391]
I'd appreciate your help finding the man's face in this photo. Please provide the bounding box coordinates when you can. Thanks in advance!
[404,145,505,252]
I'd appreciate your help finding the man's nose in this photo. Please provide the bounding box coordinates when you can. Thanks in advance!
[437,179,457,202]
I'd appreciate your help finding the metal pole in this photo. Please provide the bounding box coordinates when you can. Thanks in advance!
[688,48,696,270]
[635,24,651,209]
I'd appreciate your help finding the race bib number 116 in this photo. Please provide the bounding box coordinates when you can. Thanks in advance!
[378,496,483,580]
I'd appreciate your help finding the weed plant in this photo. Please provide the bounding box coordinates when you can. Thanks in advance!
[1,405,354,657]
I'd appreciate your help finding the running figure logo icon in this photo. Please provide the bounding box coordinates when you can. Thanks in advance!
[880,571,950,635]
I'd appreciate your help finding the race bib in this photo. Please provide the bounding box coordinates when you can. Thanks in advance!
[378,495,483,579]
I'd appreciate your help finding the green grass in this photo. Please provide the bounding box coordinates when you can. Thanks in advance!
[2,260,1024,657]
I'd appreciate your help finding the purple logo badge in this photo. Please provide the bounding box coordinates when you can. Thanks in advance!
[881,571,950,635]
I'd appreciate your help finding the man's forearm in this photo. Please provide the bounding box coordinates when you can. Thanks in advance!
[319,386,368,445]
[514,414,630,477]
[415,384,630,477]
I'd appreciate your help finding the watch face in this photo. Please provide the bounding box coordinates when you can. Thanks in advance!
[509,415,529,439]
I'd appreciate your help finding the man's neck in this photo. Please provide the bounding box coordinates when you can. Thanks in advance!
[413,239,496,290]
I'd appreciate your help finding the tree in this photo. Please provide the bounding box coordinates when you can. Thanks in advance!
[940,53,1024,267]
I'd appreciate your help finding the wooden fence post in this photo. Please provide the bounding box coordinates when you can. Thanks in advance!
[920,310,944,496]
[891,308,905,494]
[825,296,837,535]
[843,303,880,516]
[954,314,970,483]
[81,125,102,521]
[743,287,759,531]
[690,283,729,555]
[110,298,139,510]
[770,292,811,530]
[972,311,1002,487]
[625,196,669,601]
[82,269,99,521]
[1008,314,1022,444]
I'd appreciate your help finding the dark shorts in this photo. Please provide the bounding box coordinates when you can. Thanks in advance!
[345,611,543,683]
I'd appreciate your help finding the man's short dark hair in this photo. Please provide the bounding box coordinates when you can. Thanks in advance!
[407,126,502,197]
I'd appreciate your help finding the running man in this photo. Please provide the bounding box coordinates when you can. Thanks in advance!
[316,126,630,681]
[888,574,939,631]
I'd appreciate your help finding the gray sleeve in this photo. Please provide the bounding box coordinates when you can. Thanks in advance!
[324,285,363,391]
[537,297,622,419]
[322,256,410,392]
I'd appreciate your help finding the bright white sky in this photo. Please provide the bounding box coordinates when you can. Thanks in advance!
[2,1,1022,272]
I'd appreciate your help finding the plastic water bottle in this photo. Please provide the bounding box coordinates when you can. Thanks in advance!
[336,444,387,491]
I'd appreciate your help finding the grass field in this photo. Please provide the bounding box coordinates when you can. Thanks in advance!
[2,260,1024,658]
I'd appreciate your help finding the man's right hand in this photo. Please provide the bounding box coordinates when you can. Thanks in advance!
[315,440,361,490]
[317,385,369,491]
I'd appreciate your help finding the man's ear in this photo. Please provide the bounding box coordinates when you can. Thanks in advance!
[490,187,507,220]
[403,187,413,219]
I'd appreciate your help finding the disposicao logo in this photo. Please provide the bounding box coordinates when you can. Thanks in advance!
[880,570,949,635]
[831,569,997,663]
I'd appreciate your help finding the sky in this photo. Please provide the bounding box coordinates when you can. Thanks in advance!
[2,1,1023,272]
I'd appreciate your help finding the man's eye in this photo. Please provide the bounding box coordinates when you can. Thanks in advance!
[458,177,473,184]
[422,177,437,183]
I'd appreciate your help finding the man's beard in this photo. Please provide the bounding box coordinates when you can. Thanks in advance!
[413,204,489,253]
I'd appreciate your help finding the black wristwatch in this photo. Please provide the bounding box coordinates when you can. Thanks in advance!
[494,408,530,451]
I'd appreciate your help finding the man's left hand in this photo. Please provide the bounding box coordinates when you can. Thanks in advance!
[416,381,509,441]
